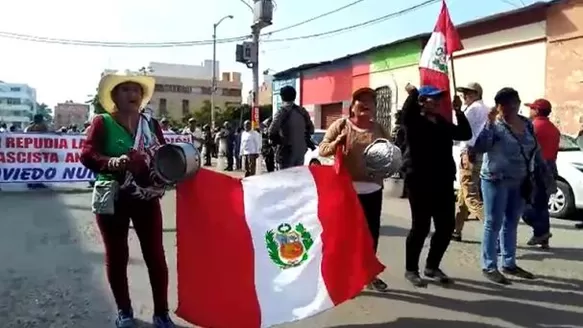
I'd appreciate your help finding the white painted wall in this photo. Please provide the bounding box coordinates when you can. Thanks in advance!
[368,64,420,111]
[457,22,546,56]
[452,22,547,115]
[452,41,547,116]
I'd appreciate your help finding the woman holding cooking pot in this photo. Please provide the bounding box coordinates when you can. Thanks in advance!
[80,73,175,328]
[319,87,392,292]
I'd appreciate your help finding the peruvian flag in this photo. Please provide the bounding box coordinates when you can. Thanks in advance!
[175,148,384,328]
[419,0,463,121]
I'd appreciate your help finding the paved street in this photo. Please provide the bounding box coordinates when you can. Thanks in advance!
[0,182,582,327]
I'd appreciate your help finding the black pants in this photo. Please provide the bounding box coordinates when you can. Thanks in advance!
[405,175,455,272]
[358,189,383,252]
[204,145,212,166]
[226,149,234,170]
[264,153,275,173]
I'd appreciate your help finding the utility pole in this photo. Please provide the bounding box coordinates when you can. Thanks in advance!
[211,15,234,130]
[250,25,260,129]
[236,0,273,129]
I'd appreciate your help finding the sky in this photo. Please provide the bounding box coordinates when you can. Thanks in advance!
[0,0,549,107]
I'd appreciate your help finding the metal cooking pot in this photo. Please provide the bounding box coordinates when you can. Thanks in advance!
[153,142,201,184]
[362,138,402,180]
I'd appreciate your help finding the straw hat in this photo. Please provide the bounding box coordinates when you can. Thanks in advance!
[97,73,155,113]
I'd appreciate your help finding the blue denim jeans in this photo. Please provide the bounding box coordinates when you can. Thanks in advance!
[481,179,525,271]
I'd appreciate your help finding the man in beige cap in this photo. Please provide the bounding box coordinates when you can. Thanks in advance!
[453,82,489,242]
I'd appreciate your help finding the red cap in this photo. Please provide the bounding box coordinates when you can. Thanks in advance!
[525,99,552,111]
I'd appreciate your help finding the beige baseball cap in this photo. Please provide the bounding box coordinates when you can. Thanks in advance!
[456,82,483,97]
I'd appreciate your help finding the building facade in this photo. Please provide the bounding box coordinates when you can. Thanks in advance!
[53,101,90,128]
[0,81,36,129]
[246,74,274,107]
[274,0,578,132]
[545,0,583,135]
[148,62,242,120]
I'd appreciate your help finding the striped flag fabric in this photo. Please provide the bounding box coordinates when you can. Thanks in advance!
[419,0,463,121]
[175,149,385,328]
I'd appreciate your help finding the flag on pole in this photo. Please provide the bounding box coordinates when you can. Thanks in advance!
[175,148,384,328]
[419,0,463,121]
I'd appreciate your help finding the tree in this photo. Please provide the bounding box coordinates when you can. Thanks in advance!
[35,103,53,122]
[233,104,272,126]
[86,93,106,115]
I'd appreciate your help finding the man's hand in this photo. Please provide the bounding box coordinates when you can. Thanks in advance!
[405,83,417,95]
[453,95,462,112]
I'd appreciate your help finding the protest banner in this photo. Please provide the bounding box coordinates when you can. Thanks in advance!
[0,132,194,183]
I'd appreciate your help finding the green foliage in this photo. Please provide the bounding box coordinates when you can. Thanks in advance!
[86,94,106,115]
[35,103,53,122]
[265,230,287,267]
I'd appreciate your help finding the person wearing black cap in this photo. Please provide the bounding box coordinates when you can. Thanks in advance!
[319,86,391,292]
[268,85,315,169]
[401,84,471,287]
[473,87,553,284]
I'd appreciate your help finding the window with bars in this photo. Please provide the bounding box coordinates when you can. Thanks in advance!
[375,86,392,133]
[159,98,168,116]
[182,99,190,116]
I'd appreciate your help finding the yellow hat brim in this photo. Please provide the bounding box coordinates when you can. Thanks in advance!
[97,74,155,113]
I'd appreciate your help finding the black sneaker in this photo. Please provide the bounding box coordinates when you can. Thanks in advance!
[405,271,427,287]
[367,277,389,292]
[451,232,462,242]
[526,233,552,246]
[502,266,535,280]
[153,312,176,328]
[576,223,583,229]
[115,309,136,328]
[482,269,511,285]
[424,268,453,284]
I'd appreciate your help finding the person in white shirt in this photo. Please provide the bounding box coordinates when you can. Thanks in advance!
[240,120,262,177]
[453,82,490,242]
[182,118,203,150]
[160,118,173,133]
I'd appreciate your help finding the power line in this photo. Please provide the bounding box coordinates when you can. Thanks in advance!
[266,0,367,34]
[0,0,439,48]
[263,0,439,43]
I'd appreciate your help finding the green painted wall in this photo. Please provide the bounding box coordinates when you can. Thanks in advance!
[368,40,422,73]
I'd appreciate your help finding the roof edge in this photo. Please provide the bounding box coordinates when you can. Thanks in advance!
[274,0,559,79]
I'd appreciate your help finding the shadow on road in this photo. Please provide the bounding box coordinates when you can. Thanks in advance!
[362,275,583,327]
[0,192,112,327]
[379,225,409,238]
[135,318,190,327]
[331,318,503,327]
[516,246,583,262]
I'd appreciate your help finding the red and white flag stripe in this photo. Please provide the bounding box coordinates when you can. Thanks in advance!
[176,155,384,328]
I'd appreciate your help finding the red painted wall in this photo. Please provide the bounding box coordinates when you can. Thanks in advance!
[300,65,353,105]
[351,60,370,92]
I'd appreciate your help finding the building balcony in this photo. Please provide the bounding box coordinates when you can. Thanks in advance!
[0,115,31,123]
[0,104,34,111]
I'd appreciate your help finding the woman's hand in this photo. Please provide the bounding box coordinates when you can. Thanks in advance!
[107,155,129,171]
[335,131,348,145]
[488,106,498,123]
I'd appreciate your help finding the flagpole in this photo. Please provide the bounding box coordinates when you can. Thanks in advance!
[450,57,458,92]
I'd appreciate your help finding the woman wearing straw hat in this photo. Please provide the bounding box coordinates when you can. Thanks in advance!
[80,73,175,327]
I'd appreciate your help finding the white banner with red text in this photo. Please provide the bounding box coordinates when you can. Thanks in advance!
[0,132,193,183]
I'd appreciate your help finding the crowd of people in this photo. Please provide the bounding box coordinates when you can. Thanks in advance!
[4,70,581,327]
